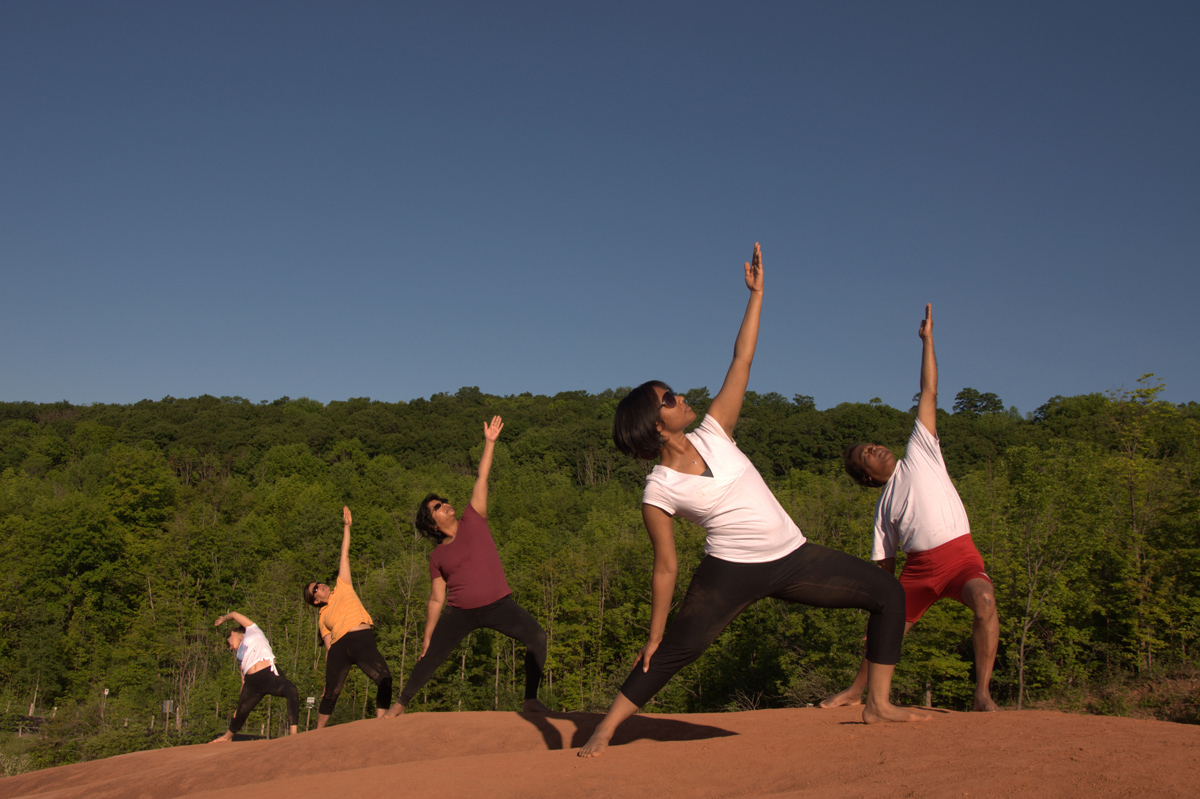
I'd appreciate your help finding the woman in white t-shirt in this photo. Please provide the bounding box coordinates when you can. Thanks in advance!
[211,611,300,743]
[578,244,928,758]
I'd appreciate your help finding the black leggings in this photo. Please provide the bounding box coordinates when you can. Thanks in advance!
[320,628,393,715]
[399,595,547,707]
[229,666,300,733]
[620,542,906,708]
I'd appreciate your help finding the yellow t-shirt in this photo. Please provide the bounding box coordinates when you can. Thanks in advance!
[318,577,373,644]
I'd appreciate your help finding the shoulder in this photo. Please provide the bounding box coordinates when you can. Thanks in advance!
[905,418,944,463]
[695,414,733,443]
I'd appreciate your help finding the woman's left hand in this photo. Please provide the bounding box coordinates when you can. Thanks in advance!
[633,638,661,672]
[483,415,504,442]
[744,242,763,292]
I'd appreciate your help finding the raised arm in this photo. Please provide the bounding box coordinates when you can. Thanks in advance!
[214,611,254,629]
[469,415,503,518]
[916,303,937,437]
[706,242,764,434]
[635,504,680,672]
[338,505,353,586]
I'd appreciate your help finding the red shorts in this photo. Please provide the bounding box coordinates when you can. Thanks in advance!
[898,534,991,624]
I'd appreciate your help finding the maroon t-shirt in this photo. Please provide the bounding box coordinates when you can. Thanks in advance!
[429,504,511,609]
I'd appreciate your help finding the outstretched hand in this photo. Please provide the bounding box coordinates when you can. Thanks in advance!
[483,415,504,442]
[343,505,352,526]
[744,242,763,292]
[919,303,932,340]
[214,615,225,627]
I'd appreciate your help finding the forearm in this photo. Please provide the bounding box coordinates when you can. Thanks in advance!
[920,335,937,398]
[422,600,445,647]
[223,611,253,628]
[647,567,678,642]
[732,290,763,366]
[476,439,496,486]
[338,523,352,582]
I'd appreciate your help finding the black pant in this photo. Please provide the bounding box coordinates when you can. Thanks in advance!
[399,595,547,706]
[229,665,300,733]
[320,628,393,715]
[619,542,906,708]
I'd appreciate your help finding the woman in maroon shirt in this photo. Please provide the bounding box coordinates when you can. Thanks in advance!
[394,415,549,713]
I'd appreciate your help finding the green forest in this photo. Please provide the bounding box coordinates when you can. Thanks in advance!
[2,376,1198,775]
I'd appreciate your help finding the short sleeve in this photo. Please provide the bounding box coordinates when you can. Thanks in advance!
[642,477,676,516]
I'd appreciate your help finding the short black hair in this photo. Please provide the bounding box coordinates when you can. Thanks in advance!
[303,581,326,607]
[415,493,450,543]
[843,443,884,488]
[227,625,246,638]
[613,381,670,460]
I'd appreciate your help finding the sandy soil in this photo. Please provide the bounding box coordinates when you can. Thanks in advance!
[3,707,1199,799]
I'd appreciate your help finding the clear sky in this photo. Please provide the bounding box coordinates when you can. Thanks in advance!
[3,2,1197,413]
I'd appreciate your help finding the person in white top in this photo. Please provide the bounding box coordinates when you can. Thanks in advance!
[578,244,929,758]
[822,304,1000,712]
[211,612,301,743]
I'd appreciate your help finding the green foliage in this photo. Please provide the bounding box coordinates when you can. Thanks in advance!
[1,379,1198,772]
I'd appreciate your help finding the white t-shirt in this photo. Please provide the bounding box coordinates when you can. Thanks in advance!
[871,419,971,560]
[642,415,806,563]
[236,623,277,676]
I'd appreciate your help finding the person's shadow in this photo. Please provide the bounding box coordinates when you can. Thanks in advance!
[519,711,736,752]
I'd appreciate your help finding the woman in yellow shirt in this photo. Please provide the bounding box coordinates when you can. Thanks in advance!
[304,506,400,727]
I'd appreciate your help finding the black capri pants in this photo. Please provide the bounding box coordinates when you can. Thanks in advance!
[399,595,547,707]
[620,542,906,708]
[229,666,300,733]
[320,628,393,715]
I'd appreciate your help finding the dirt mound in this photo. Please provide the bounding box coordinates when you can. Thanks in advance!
[3,707,1199,799]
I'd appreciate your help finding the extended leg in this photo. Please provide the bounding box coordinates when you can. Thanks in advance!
[579,556,758,758]
[317,639,355,728]
[960,577,999,711]
[821,620,915,708]
[396,605,476,711]
[770,544,928,723]
[481,598,549,712]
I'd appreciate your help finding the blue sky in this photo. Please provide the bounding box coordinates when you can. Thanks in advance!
[3,2,1197,413]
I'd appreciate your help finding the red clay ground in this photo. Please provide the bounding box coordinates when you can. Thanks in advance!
[3,707,1199,798]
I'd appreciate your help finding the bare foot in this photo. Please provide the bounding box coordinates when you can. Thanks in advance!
[209,731,234,744]
[522,698,550,713]
[578,727,613,758]
[381,704,406,718]
[973,693,1000,712]
[862,700,933,724]
[819,686,864,708]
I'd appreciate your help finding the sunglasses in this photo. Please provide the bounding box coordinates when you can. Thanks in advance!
[660,390,678,409]
[432,501,447,511]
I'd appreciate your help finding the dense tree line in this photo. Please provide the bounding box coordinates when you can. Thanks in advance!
[1,376,1197,771]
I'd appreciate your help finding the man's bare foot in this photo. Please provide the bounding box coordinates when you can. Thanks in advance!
[381,704,406,718]
[862,700,933,724]
[522,698,550,713]
[209,731,234,744]
[578,727,614,758]
[973,693,1000,712]
[819,686,865,708]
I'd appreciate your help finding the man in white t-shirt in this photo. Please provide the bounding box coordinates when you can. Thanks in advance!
[822,304,1000,713]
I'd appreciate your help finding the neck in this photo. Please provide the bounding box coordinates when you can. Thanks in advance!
[440,517,460,542]
[658,433,692,467]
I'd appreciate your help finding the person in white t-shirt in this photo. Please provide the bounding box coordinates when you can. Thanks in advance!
[578,244,929,758]
[211,612,300,742]
[822,304,1000,713]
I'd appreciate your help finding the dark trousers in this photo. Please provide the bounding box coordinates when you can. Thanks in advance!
[229,666,300,733]
[620,542,906,708]
[319,628,393,715]
[399,595,547,706]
